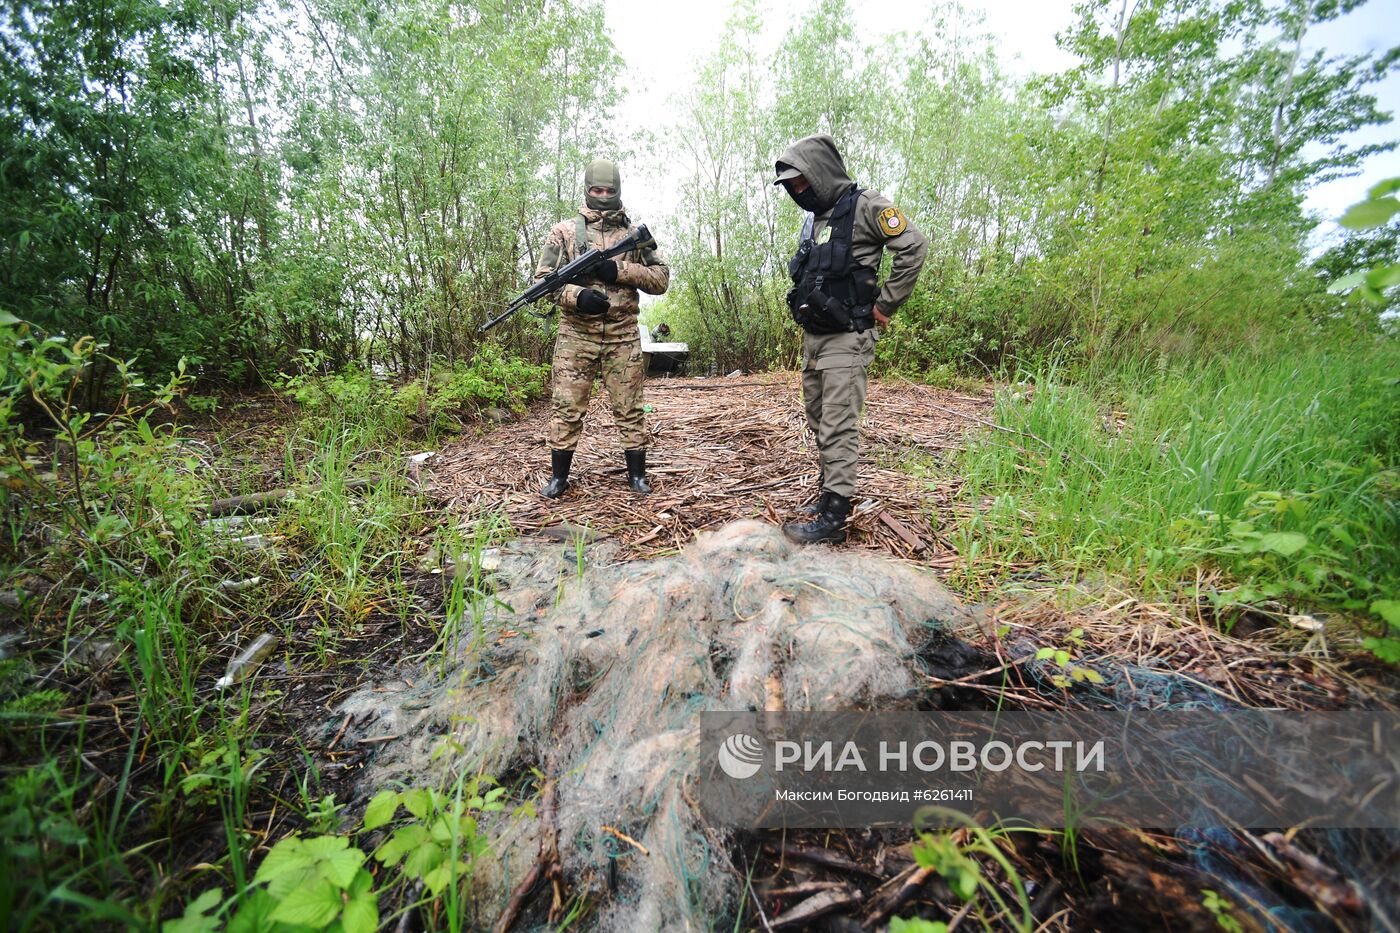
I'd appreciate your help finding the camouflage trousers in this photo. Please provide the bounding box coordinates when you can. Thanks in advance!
[547,323,648,451]
[801,328,876,498]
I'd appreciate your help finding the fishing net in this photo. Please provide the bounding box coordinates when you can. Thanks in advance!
[333,518,1393,929]
[335,519,973,929]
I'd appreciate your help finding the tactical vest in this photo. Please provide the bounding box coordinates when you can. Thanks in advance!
[786,186,878,335]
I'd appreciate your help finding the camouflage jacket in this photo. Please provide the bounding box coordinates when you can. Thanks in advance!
[534,206,669,337]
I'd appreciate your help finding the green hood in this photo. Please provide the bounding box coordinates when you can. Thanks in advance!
[773,134,855,215]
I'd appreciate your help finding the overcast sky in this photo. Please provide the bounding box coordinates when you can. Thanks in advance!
[603,0,1398,249]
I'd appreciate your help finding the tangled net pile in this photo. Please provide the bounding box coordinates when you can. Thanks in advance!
[336,520,975,929]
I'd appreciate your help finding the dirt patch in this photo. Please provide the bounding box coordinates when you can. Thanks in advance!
[426,373,989,561]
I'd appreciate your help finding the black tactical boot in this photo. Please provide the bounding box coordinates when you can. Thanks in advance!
[800,490,831,516]
[624,449,651,494]
[541,449,573,499]
[783,492,852,545]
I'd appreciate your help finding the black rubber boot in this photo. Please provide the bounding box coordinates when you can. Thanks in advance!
[541,449,573,499]
[624,449,651,494]
[783,492,852,545]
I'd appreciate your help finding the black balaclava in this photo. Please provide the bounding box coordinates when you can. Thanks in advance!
[785,180,823,214]
[584,159,623,212]
[772,135,856,216]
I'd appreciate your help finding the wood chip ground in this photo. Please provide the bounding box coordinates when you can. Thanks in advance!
[427,373,990,561]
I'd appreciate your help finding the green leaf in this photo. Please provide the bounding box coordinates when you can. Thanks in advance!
[1371,600,1400,627]
[162,888,224,933]
[268,878,342,928]
[318,845,366,889]
[1365,265,1400,289]
[401,788,432,820]
[347,869,374,898]
[1257,532,1308,557]
[403,838,445,879]
[1326,271,1367,293]
[1339,197,1399,230]
[1368,178,1400,199]
[0,310,21,326]
[374,823,428,866]
[255,837,313,884]
[949,864,979,901]
[227,888,279,933]
[363,790,400,830]
[890,919,949,933]
[424,858,470,895]
[302,835,349,859]
[1359,285,1386,306]
[340,894,378,933]
[1362,637,1400,664]
[1035,647,1054,661]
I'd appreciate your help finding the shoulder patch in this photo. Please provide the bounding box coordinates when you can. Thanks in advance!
[877,206,907,237]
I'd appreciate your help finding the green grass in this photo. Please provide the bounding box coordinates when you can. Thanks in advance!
[0,336,524,927]
[954,340,1400,643]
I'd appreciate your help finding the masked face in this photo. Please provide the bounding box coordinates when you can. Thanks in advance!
[584,159,623,212]
[783,178,822,213]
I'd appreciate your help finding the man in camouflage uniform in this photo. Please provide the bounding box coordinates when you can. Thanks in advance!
[537,159,670,498]
[773,134,928,544]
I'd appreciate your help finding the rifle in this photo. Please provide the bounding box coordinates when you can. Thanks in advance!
[479,224,656,333]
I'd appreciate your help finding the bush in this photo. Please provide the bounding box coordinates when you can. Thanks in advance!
[393,347,550,434]
[278,347,550,437]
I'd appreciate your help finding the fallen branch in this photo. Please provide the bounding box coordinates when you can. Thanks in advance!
[493,782,558,933]
[770,886,862,929]
[776,842,883,879]
[601,824,650,857]
[862,864,935,926]
[206,476,381,516]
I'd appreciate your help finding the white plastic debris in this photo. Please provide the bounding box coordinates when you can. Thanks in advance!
[215,634,279,689]
[1285,613,1325,632]
[202,515,272,533]
[229,533,279,550]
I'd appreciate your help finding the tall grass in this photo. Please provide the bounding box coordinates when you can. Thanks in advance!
[955,341,1400,629]
[3,327,541,926]
[286,417,415,625]
[2,358,419,926]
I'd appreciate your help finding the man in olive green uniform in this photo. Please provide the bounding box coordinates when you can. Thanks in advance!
[773,134,928,544]
[537,159,670,498]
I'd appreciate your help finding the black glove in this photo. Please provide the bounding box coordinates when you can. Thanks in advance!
[594,259,619,284]
[575,288,610,316]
